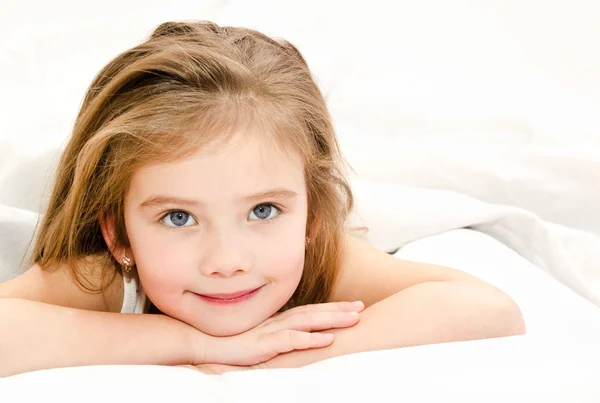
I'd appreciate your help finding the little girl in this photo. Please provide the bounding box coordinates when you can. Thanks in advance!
[0,20,524,377]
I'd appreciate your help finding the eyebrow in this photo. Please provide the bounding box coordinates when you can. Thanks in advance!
[138,188,298,210]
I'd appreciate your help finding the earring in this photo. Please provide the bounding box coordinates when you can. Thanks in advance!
[121,256,132,273]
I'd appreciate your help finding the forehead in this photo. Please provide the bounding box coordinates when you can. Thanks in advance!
[128,131,306,202]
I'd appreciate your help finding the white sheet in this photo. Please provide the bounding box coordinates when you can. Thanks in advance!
[341,140,600,237]
[394,229,600,340]
[349,180,600,308]
[3,338,599,403]
[3,229,600,402]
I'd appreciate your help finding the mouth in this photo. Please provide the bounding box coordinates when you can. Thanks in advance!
[193,285,265,305]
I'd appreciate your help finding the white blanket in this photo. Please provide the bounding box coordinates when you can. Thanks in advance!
[349,179,600,307]
[2,336,599,403]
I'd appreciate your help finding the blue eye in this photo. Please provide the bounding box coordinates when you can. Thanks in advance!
[161,211,197,227]
[249,204,280,221]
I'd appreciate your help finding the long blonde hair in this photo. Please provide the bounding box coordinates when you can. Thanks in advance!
[32,20,354,308]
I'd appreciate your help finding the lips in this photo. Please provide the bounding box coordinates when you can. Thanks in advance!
[198,286,263,300]
[193,284,265,305]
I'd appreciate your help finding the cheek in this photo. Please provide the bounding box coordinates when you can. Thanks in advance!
[261,234,306,289]
[127,223,196,305]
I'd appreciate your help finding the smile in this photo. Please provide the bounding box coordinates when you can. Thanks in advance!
[193,285,265,305]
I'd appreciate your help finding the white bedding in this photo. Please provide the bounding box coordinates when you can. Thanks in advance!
[348,180,600,308]
[3,339,599,403]
[3,229,600,402]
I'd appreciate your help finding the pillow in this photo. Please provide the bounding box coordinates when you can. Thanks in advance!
[0,139,61,214]
[341,138,600,237]
[0,205,40,282]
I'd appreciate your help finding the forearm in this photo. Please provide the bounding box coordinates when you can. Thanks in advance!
[263,281,525,368]
[0,298,204,377]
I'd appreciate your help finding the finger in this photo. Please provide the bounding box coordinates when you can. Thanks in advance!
[275,301,364,321]
[272,310,360,332]
[268,330,335,354]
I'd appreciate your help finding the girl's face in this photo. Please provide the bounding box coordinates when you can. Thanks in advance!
[123,133,308,336]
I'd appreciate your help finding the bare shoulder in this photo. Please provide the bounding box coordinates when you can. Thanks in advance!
[329,233,479,307]
[0,259,123,313]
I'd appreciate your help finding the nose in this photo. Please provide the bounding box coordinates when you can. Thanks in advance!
[200,233,251,278]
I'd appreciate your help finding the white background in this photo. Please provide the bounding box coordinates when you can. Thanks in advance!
[1,0,600,145]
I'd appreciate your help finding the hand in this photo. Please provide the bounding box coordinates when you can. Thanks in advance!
[199,301,364,366]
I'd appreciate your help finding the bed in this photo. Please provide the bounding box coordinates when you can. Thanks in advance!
[1,0,599,401]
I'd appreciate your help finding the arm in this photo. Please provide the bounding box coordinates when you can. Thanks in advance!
[261,280,524,368]
[0,264,362,377]
[0,297,201,377]
[1,264,199,377]
[260,235,525,369]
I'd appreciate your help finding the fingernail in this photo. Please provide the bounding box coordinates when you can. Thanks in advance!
[348,311,359,317]
[352,301,364,309]
[321,333,334,342]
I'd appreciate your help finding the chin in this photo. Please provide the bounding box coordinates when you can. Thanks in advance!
[193,315,267,337]
[174,289,298,337]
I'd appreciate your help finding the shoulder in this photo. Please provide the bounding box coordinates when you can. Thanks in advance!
[329,233,476,307]
[0,259,124,313]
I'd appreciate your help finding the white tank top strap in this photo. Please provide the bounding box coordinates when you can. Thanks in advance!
[120,275,147,314]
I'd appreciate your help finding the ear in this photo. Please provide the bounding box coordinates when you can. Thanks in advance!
[100,214,133,265]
